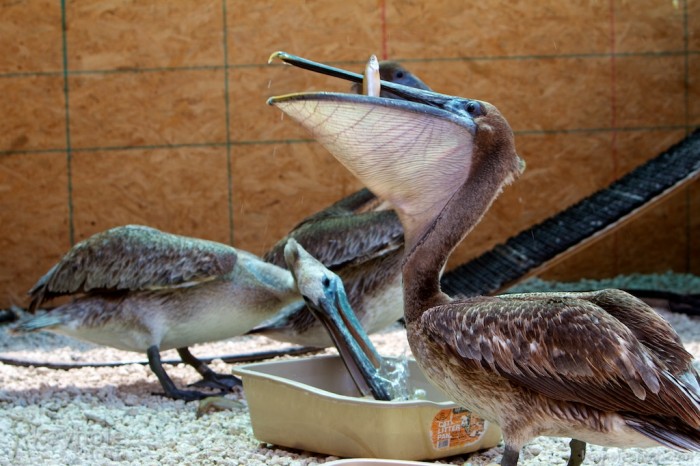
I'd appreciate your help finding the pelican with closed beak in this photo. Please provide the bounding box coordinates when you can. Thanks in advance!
[14,225,301,401]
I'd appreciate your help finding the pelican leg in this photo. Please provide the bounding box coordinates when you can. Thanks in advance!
[500,445,520,466]
[567,439,586,466]
[146,346,212,401]
[177,347,242,391]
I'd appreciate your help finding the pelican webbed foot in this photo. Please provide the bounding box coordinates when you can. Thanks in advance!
[176,347,242,391]
[147,346,224,401]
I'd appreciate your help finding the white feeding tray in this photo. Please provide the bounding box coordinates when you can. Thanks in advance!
[232,355,501,460]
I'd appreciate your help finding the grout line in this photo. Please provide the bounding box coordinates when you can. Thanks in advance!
[70,142,227,152]
[390,50,698,63]
[3,125,696,158]
[60,0,75,246]
[222,0,234,246]
[2,50,698,80]
[608,1,618,180]
[683,0,691,272]
[0,142,227,157]
[0,70,63,79]
[513,125,695,136]
[67,64,224,75]
[683,0,691,134]
[0,148,66,157]
[380,0,388,60]
[609,0,619,275]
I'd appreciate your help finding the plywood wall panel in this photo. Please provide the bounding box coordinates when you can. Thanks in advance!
[386,0,610,59]
[614,0,686,53]
[232,142,363,255]
[0,76,66,152]
[543,187,691,282]
[614,189,689,274]
[0,0,62,73]
[687,0,699,51]
[0,153,70,305]
[69,70,227,148]
[542,234,618,282]
[66,0,224,70]
[71,147,230,244]
[614,55,686,129]
[615,129,687,180]
[229,0,382,65]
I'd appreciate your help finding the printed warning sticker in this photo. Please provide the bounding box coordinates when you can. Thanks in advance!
[430,407,486,450]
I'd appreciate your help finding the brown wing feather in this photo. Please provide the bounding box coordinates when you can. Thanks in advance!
[422,294,700,426]
[265,209,403,270]
[28,225,238,312]
[587,289,694,374]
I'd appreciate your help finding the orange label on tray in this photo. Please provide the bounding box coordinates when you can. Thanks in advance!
[430,407,486,450]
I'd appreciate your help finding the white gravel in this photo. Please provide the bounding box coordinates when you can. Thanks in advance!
[1,307,700,465]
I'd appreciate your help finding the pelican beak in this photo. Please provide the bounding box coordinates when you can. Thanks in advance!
[269,51,451,106]
[269,52,520,251]
[284,239,391,400]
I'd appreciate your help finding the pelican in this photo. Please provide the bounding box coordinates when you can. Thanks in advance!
[283,237,390,400]
[253,56,431,347]
[14,225,300,401]
[269,53,700,465]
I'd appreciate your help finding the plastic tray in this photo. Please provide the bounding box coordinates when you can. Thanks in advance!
[232,355,501,460]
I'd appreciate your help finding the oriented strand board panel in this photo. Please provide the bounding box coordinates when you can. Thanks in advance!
[0,0,697,308]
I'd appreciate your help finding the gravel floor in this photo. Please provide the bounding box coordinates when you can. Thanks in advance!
[1,275,700,465]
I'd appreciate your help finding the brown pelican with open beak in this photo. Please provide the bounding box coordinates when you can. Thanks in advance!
[268,52,700,465]
[253,56,431,347]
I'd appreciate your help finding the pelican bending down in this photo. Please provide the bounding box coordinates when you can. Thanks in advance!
[283,238,390,400]
[268,53,700,465]
[14,225,300,401]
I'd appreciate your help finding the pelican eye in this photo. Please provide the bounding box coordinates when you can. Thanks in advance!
[395,70,405,79]
[466,101,483,116]
[322,276,331,288]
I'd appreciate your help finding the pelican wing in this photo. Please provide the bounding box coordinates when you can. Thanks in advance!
[422,295,700,426]
[265,210,402,270]
[265,188,403,270]
[28,225,238,311]
[504,289,696,375]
